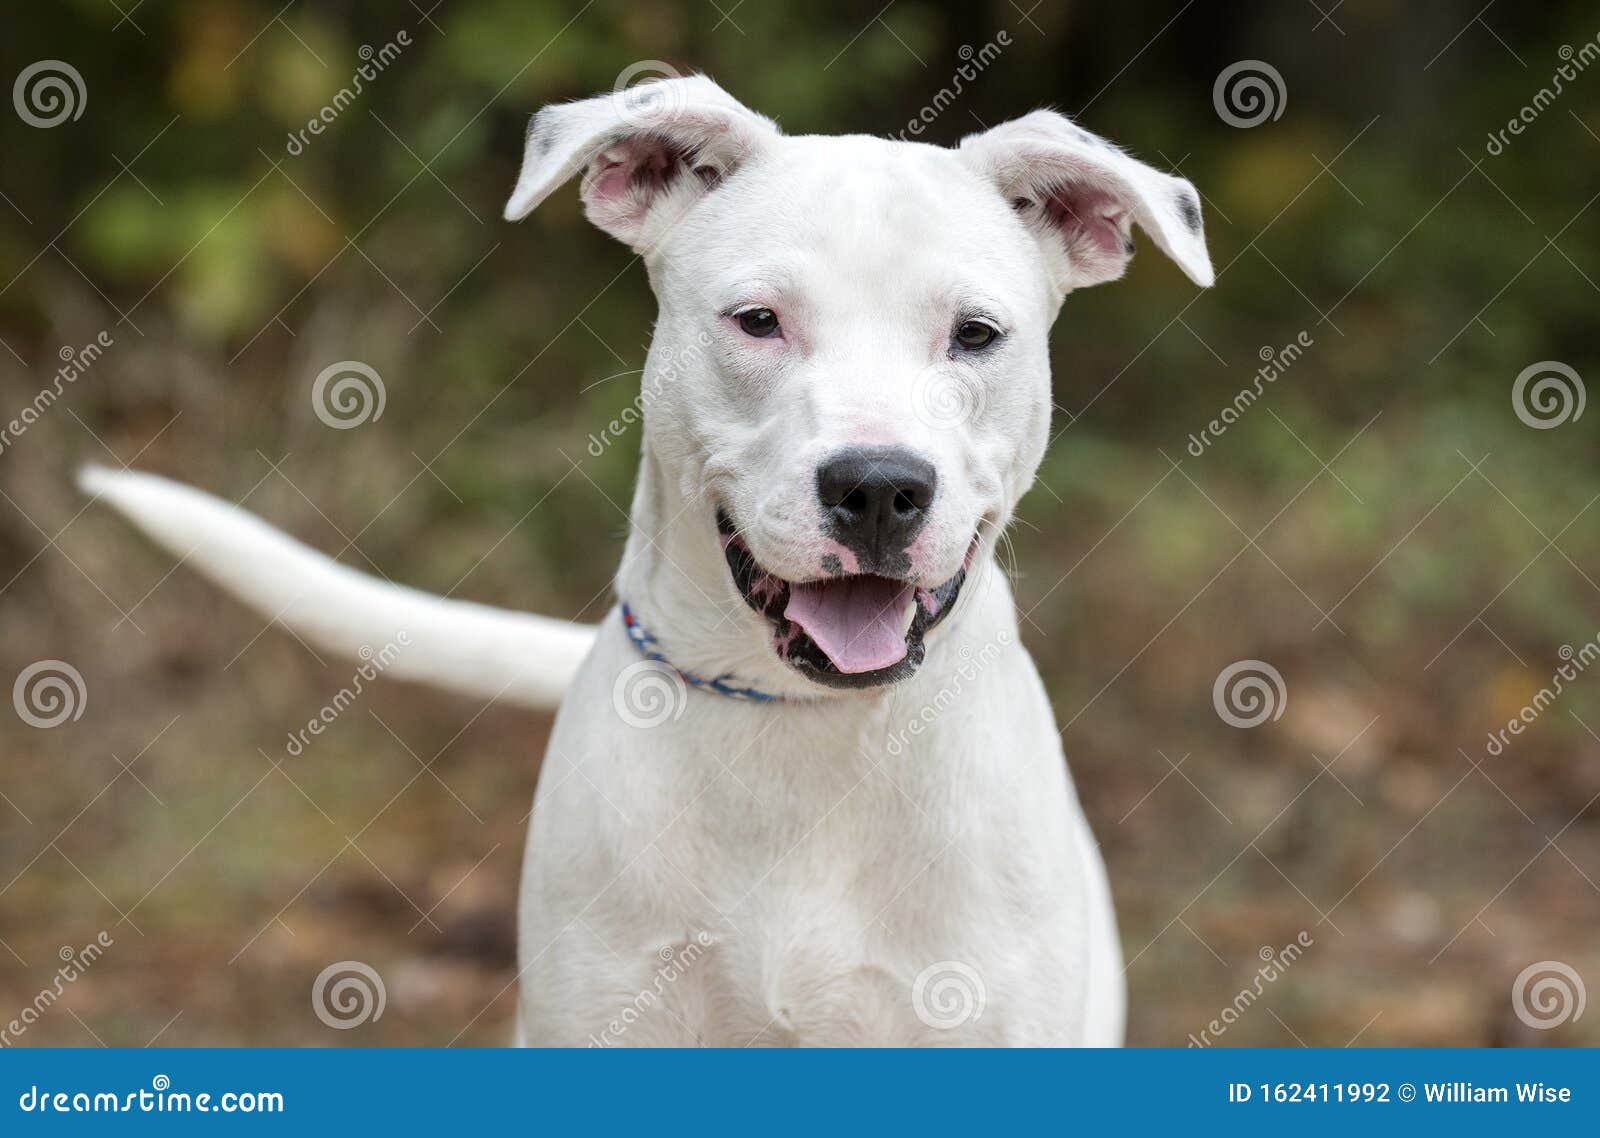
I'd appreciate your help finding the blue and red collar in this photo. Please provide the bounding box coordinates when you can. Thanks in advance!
[620,603,782,703]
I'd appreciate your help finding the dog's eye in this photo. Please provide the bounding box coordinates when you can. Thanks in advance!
[953,320,999,351]
[736,307,781,339]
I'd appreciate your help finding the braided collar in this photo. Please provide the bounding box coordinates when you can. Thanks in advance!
[621,603,783,703]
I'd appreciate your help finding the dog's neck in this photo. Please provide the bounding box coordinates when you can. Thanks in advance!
[614,439,1012,705]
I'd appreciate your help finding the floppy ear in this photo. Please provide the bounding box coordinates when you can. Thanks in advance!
[504,74,780,252]
[958,110,1213,291]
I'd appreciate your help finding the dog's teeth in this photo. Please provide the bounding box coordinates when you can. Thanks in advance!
[902,601,917,634]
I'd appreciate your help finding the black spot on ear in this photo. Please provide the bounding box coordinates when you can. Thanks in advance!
[1176,190,1202,233]
[1122,236,1136,256]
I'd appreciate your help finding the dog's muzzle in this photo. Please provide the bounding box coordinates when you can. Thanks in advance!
[718,510,972,690]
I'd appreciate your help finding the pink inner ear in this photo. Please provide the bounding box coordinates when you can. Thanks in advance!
[1045,185,1128,257]
[588,137,678,205]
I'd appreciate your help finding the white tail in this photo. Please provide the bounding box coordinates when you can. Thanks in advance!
[80,466,596,710]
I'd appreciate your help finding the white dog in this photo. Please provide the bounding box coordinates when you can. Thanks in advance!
[86,75,1211,1046]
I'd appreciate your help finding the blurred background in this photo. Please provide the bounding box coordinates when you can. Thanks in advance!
[2,0,1598,1047]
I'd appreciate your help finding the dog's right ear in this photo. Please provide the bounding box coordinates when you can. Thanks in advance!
[504,75,780,252]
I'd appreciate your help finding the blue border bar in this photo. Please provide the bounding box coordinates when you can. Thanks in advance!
[2,1048,1595,1133]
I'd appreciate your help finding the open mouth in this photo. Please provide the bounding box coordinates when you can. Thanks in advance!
[718,511,971,690]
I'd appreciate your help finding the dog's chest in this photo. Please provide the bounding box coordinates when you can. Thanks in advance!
[565,749,1086,1046]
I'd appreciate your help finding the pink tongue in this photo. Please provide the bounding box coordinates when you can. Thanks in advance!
[784,576,913,674]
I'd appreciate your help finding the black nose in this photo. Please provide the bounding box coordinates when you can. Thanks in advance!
[816,446,938,563]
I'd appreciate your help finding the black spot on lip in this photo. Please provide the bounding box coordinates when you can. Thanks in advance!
[1176,190,1202,233]
[820,553,843,576]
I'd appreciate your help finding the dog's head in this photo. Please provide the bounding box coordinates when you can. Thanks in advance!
[506,76,1211,692]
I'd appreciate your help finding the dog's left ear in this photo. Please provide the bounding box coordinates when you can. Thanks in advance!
[959,110,1213,291]
[504,74,780,252]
